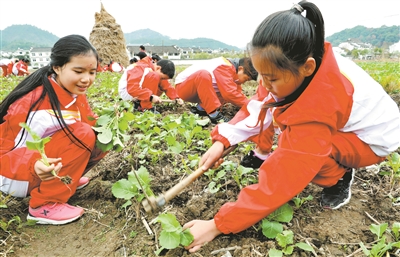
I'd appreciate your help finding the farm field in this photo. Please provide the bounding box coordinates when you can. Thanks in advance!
[1,61,399,257]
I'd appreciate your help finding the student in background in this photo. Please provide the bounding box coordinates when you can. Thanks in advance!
[151,54,161,64]
[118,55,183,114]
[97,58,104,72]
[182,1,400,252]
[12,58,30,76]
[174,57,258,124]
[107,60,124,73]
[127,57,138,69]
[0,35,108,225]
[0,58,18,77]
[139,45,146,53]
[137,52,147,61]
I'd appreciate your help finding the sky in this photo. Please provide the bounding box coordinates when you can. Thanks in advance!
[0,0,399,49]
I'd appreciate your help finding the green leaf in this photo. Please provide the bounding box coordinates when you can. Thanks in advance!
[25,140,41,151]
[169,141,183,154]
[118,118,129,131]
[180,229,194,246]
[261,219,283,239]
[268,248,283,257]
[112,135,124,148]
[295,242,314,252]
[276,230,293,248]
[268,203,293,223]
[96,115,112,126]
[111,179,138,200]
[97,129,113,144]
[121,200,132,208]
[159,230,181,249]
[92,126,106,133]
[123,111,135,121]
[155,213,181,232]
[370,223,388,239]
[282,245,294,255]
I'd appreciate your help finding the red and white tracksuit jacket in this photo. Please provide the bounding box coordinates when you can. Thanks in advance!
[174,57,248,113]
[0,59,14,77]
[12,60,29,76]
[0,76,106,208]
[211,43,400,234]
[119,56,179,109]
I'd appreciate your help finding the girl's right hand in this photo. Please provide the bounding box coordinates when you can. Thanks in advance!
[34,158,62,181]
[199,141,225,171]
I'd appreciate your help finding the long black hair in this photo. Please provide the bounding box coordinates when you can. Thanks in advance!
[0,34,99,151]
[249,0,325,108]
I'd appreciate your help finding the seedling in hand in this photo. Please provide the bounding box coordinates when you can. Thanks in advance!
[19,122,72,184]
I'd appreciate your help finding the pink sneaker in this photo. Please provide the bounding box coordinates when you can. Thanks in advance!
[27,203,84,225]
[77,177,90,189]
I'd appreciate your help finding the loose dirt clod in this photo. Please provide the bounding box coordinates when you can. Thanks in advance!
[89,3,129,67]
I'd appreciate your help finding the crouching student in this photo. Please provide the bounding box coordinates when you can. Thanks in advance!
[174,57,258,124]
[0,35,108,225]
[0,58,18,77]
[12,58,30,76]
[118,56,183,114]
[182,1,400,253]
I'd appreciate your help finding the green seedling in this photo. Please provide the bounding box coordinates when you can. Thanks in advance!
[19,122,72,184]
[111,166,154,208]
[260,203,294,239]
[0,215,36,233]
[359,222,400,257]
[92,100,135,152]
[0,193,13,209]
[379,152,400,185]
[292,195,314,208]
[268,230,315,256]
[151,212,194,255]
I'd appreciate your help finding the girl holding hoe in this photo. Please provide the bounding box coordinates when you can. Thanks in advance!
[183,0,400,253]
[0,35,107,225]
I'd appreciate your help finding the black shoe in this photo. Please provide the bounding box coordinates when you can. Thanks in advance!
[190,105,208,116]
[321,168,354,209]
[209,112,230,124]
[133,101,141,111]
[240,151,265,169]
[143,107,160,114]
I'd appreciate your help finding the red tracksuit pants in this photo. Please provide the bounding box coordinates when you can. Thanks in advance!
[28,122,107,208]
[1,65,9,77]
[175,70,222,114]
[312,131,385,187]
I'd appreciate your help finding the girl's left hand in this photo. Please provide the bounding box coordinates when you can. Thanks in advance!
[183,219,222,253]
[34,157,62,181]
[176,98,184,105]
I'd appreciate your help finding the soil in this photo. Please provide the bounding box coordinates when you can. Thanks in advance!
[1,86,399,257]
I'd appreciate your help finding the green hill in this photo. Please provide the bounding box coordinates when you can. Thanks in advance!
[326,25,399,48]
[124,28,241,50]
[0,25,59,51]
[1,24,398,52]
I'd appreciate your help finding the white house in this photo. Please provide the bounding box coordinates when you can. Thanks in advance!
[389,41,400,53]
[126,44,181,60]
[30,47,51,68]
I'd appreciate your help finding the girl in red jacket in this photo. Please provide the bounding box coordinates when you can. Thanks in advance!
[0,35,107,225]
[183,0,400,253]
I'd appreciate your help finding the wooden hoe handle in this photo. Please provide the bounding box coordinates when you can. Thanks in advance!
[142,145,238,212]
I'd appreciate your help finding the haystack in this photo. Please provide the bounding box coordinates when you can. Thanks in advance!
[89,3,129,67]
